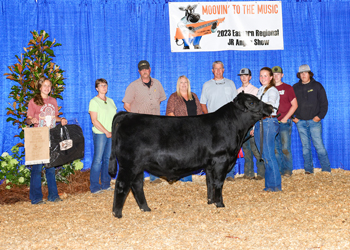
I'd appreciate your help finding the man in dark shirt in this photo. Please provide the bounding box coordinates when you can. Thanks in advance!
[292,64,331,174]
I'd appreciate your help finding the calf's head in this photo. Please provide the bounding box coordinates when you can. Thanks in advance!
[233,93,273,119]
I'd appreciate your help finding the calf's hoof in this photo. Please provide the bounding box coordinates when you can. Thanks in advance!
[207,199,213,205]
[215,202,225,208]
[112,211,122,218]
[141,206,151,212]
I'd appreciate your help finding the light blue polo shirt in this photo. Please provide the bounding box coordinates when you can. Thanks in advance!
[200,78,238,113]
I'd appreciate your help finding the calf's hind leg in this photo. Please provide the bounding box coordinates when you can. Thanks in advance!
[131,172,151,212]
[112,170,133,218]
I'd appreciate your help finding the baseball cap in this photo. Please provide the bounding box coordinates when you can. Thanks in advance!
[238,68,251,76]
[299,64,311,73]
[138,60,150,70]
[272,66,283,73]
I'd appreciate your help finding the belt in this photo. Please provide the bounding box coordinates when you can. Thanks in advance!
[262,115,277,120]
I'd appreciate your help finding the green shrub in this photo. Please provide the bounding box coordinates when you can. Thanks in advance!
[1,146,84,189]
[54,160,84,184]
[0,146,30,189]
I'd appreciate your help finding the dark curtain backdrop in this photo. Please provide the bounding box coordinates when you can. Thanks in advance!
[1,0,350,172]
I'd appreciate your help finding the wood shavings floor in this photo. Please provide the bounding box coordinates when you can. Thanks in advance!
[1,169,350,249]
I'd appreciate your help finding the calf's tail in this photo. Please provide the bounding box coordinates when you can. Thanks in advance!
[108,112,126,178]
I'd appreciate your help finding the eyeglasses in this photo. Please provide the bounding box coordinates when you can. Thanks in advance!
[98,84,108,88]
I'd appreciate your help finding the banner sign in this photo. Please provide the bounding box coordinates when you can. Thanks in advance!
[24,127,50,165]
[169,1,283,52]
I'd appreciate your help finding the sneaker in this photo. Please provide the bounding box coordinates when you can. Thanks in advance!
[226,177,235,182]
[52,197,63,203]
[92,189,104,194]
[33,200,46,205]
[283,173,292,177]
[104,187,114,191]
[305,171,313,175]
[150,179,162,184]
[242,175,255,180]
[254,176,264,180]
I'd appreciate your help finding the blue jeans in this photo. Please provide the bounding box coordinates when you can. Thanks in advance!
[30,164,59,204]
[226,164,236,179]
[254,118,281,191]
[275,119,293,175]
[183,36,202,47]
[149,174,160,182]
[243,134,265,178]
[180,175,192,182]
[90,132,112,193]
[295,119,331,173]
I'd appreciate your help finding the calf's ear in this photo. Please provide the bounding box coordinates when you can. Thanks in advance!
[234,99,248,112]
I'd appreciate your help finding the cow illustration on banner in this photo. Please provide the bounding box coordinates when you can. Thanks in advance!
[174,4,225,50]
[169,2,284,52]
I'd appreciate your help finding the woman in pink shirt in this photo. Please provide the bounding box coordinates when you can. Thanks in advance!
[26,77,67,204]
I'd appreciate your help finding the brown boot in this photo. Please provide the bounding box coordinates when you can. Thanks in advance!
[150,179,162,184]
[226,177,235,182]
[242,175,255,180]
